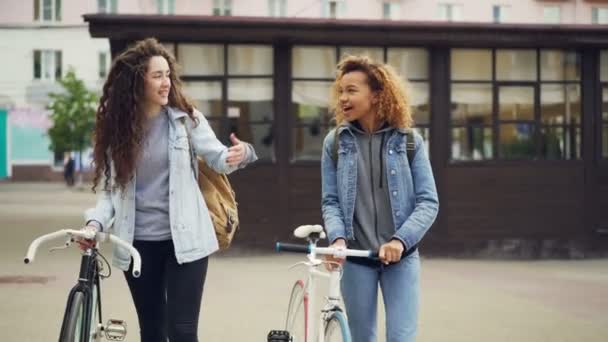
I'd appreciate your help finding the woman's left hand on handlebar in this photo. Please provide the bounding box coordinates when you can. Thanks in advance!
[378,239,404,265]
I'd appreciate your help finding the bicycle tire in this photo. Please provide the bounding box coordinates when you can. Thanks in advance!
[59,291,85,342]
[323,310,351,342]
[285,280,307,342]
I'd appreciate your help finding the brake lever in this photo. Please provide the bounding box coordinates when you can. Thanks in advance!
[49,237,73,253]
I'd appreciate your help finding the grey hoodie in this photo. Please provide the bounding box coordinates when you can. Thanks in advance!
[348,121,396,252]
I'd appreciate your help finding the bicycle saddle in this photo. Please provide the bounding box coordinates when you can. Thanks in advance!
[294,225,326,239]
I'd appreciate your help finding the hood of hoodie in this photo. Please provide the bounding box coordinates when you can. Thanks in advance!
[345,120,397,251]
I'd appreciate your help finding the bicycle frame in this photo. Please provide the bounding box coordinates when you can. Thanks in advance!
[58,247,103,342]
[290,240,345,342]
[24,229,141,342]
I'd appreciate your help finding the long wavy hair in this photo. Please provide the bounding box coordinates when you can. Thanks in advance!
[330,55,413,129]
[92,38,194,192]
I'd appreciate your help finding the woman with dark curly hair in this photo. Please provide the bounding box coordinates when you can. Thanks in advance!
[322,55,438,342]
[82,38,257,341]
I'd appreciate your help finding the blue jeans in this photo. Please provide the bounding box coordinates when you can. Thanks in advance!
[341,250,420,342]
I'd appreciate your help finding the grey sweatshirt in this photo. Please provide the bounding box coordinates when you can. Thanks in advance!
[133,109,172,241]
[348,122,396,252]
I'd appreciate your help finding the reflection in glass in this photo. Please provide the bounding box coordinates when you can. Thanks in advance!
[161,42,176,59]
[451,49,492,81]
[292,46,336,78]
[541,84,580,125]
[451,84,492,125]
[227,79,274,160]
[291,125,332,161]
[496,49,537,81]
[499,86,534,121]
[451,127,492,160]
[540,50,580,81]
[540,126,564,160]
[499,123,536,159]
[228,45,273,75]
[603,87,608,121]
[601,51,608,82]
[603,125,608,158]
[387,48,428,80]
[182,81,222,118]
[339,46,384,63]
[414,126,430,157]
[178,44,224,75]
[292,81,333,161]
[292,81,333,124]
[410,82,430,125]
[230,122,274,161]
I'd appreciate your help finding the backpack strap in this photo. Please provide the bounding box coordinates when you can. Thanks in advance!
[180,117,199,181]
[331,127,340,168]
[404,128,415,166]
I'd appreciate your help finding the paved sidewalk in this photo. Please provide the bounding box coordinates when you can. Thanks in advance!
[1,183,607,341]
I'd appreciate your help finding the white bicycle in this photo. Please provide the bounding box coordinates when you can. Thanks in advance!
[271,225,377,342]
[24,229,141,342]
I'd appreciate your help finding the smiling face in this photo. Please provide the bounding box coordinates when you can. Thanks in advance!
[337,71,378,124]
[142,55,171,114]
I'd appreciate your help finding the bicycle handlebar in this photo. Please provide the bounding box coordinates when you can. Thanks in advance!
[276,242,378,259]
[24,229,142,278]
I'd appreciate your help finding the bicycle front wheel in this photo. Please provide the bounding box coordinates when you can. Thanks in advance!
[285,280,307,342]
[59,291,85,342]
[324,310,351,342]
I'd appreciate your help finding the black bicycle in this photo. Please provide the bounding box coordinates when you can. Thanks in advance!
[24,229,141,342]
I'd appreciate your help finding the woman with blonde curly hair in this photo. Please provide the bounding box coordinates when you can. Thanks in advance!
[321,55,439,342]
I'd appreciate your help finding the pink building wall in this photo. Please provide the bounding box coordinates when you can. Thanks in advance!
[1,1,607,26]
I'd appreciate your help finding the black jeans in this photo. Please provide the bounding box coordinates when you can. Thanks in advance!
[124,240,208,342]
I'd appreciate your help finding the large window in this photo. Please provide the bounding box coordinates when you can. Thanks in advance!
[291,46,430,161]
[450,48,581,161]
[601,51,608,159]
[269,0,286,17]
[176,43,274,161]
[543,6,561,24]
[592,7,608,25]
[493,5,508,24]
[98,0,117,13]
[156,0,175,14]
[438,3,463,22]
[383,1,400,20]
[323,0,345,19]
[213,0,232,16]
[33,50,62,81]
[34,0,61,22]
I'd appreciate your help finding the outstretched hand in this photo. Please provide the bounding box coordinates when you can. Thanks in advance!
[226,133,247,166]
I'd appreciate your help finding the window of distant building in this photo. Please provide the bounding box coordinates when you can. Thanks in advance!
[269,0,286,17]
[33,50,62,81]
[592,7,608,24]
[383,1,401,20]
[213,0,232,16]
[323,0,345,19]
[438,3,463,22]
[492,5,508,23]
[98,0,118,13]
[34,0,61,22]
[543,6,561,24]
[156,0,175,15]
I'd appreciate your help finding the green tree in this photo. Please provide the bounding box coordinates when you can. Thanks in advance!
[47,68,98,184]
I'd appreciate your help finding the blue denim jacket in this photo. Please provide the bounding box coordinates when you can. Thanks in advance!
[321,124,438,251]
[85,107,257,271]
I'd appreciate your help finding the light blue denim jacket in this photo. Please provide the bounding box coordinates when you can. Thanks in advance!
[85,107,257,271]
[321,123,439,251]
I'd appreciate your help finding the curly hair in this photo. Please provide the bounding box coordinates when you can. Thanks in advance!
[330,55,413,129]
[92,38,194,192]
